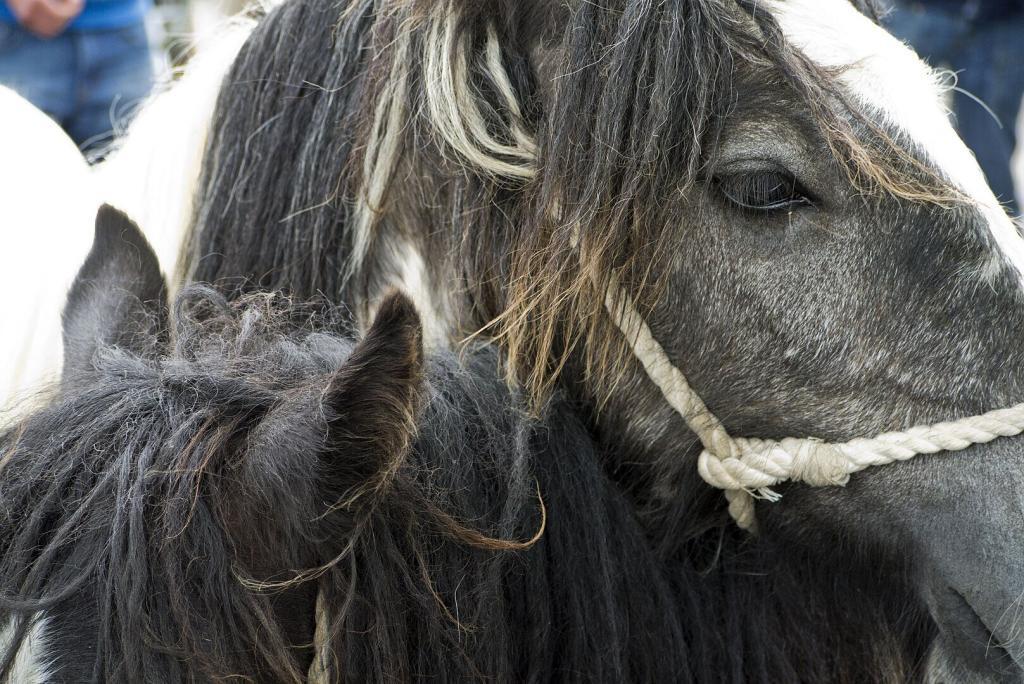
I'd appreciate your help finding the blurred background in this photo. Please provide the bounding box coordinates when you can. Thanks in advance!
[0,0,1022,211]
[0,0,243,156]
[886,0,1024,215]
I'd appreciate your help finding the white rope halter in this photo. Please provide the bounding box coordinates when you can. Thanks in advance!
[603,271,1024,531]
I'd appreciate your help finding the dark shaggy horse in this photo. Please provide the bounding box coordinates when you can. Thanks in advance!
[3,208,549,682]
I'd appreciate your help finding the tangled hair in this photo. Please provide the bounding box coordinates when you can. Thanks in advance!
[187,0,963,410]
[0,286,545,681]
[493,0,963,408]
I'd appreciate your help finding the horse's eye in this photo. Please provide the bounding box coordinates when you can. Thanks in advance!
[715,170,812,213]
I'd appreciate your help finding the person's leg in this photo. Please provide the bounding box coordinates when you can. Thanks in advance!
[65,22,153,154]
[0,22,76,130]
[953,18,1024,215]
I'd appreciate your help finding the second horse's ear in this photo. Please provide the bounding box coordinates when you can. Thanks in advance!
[62,205,168,379]
[245,292,425,558]
[319,291,425,498]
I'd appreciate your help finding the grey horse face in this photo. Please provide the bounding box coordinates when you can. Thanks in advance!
[162,0,1023,676]
[611,1,1024,679]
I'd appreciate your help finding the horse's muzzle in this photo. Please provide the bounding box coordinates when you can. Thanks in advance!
[913,437,1024,683]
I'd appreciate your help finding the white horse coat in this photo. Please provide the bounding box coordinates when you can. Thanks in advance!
[0,86,95,419]
[0,17,256,423]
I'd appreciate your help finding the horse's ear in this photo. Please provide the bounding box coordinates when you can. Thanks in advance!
[317,291,424,511]
[247,291,424,546]
[311,288,423,528]
[62,204,167,377]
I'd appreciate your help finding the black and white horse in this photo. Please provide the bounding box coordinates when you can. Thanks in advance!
[4,0,1024,680]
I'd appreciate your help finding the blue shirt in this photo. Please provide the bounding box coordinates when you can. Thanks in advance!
[0,0,148,31]
[910,0,1024,21]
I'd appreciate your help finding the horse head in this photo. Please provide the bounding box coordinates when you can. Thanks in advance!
[177,0,1024,679]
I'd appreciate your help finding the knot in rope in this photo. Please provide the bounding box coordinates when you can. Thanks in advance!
[694,405,1024,531]
[699,436,850,492]
[697,437,851,531]
[599,267,1024,532]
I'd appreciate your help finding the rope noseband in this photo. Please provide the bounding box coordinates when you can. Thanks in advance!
[604,271,1024,531]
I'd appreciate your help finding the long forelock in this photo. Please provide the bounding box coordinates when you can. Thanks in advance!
[354,0,950,214]
[345,0,768,403]
[486,0,949,406]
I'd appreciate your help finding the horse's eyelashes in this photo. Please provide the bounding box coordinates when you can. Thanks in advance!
[716,170,813,214]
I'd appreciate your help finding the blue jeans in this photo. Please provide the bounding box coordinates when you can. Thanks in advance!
[0,21,153,153]
[887,4,1024,214]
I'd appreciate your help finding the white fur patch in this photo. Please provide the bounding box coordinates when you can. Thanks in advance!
[767,0,1024,280]
[0,615,52,682]
[394,239,450,350]
[0,86,95,425]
